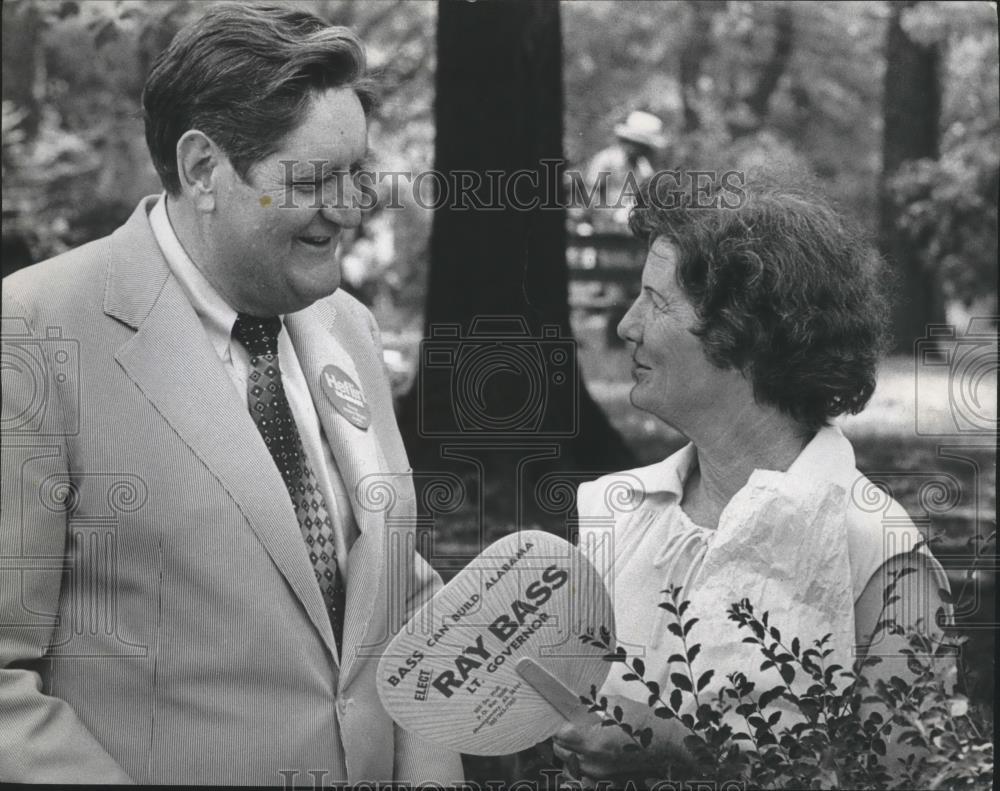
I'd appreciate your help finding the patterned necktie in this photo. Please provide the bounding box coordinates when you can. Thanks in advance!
[231,313,345,653]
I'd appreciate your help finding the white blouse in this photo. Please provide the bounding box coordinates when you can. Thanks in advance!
[576,426,949,712]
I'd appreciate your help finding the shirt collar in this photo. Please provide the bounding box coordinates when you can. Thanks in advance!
[786,423,857,485]
[148,194,240,358]
[624,423,855,499]
[626,442,698,501]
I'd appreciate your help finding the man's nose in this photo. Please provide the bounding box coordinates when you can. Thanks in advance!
[322,202,361,228]
[321,176,362,228]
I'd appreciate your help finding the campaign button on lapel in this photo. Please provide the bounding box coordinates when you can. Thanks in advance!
[320,364,371,430]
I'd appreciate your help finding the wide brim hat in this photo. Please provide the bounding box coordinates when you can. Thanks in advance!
[614,110,667,149]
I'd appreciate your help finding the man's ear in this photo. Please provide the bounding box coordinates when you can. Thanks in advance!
[176,130,222,212]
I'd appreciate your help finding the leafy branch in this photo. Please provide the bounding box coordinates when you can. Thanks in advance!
[574,565,992,790]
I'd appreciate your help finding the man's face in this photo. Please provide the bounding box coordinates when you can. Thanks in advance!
[207,86,368,316]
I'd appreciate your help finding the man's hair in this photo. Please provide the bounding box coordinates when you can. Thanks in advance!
[142,3,377,196]
[628,172,894,432]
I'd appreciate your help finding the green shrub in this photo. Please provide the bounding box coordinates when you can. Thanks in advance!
[577,567,993,790]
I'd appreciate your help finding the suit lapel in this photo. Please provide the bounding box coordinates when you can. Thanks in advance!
[287,305,388,686]
[105,198,340,661]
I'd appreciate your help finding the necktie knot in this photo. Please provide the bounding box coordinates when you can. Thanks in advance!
[232,313,282,357]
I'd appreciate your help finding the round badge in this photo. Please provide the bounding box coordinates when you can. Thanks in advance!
[320,364,371,430]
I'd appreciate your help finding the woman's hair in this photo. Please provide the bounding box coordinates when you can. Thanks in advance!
[142,3,378,196]
[628,171,894,431]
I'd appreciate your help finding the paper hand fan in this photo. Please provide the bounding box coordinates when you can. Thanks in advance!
[376,530,616,755]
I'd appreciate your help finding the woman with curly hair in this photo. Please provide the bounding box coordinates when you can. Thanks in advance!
[548,173,953,785]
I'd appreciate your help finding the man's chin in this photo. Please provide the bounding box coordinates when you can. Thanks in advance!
[287,278,341,312]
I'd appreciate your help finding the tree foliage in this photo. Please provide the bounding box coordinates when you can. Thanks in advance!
[2,0,995,323]
[1,0,437,277]
[887,3,999,313]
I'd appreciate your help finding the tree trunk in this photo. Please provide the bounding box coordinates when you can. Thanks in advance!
[1,1,44,139]
[728,2,794,138]
[879,0,944,352]
[397,0,634,525]
[745,2,793,120]
[679,1,722,132]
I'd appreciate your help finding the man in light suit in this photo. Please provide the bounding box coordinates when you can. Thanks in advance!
[0,4,462,784]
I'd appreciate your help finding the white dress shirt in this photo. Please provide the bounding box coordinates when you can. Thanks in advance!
[148,195,356,580]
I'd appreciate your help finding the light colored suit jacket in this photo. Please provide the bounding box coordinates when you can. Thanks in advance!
[0,197,463,784]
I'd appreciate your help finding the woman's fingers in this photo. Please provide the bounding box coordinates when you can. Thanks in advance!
[553,736,620,782]
[552,741,582,778]
[553,721,586,750]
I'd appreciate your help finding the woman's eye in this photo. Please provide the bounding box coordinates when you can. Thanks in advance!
[644,290,667,312]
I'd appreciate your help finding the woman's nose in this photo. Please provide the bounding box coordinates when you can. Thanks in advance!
[617,299,642,343]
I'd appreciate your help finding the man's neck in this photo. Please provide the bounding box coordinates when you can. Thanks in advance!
[164,195,239,311]
[163,195,206,270]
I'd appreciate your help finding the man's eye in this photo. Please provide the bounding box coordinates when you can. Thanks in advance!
[350,166,372,185]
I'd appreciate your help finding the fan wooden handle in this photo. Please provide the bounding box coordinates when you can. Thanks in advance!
[516,657,590,722]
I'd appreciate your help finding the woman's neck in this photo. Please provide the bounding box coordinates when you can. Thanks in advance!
[680,404,813,528]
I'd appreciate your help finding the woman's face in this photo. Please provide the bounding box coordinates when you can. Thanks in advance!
[617,237,742,432]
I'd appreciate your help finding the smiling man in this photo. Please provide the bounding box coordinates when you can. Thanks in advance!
[0,4,461,784]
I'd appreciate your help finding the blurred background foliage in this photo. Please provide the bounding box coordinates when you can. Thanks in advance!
[2,3,995,777]
[3,0,997,324]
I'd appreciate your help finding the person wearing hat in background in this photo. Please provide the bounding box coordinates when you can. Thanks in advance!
[584,110,668,233]
[575,110,669,347]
